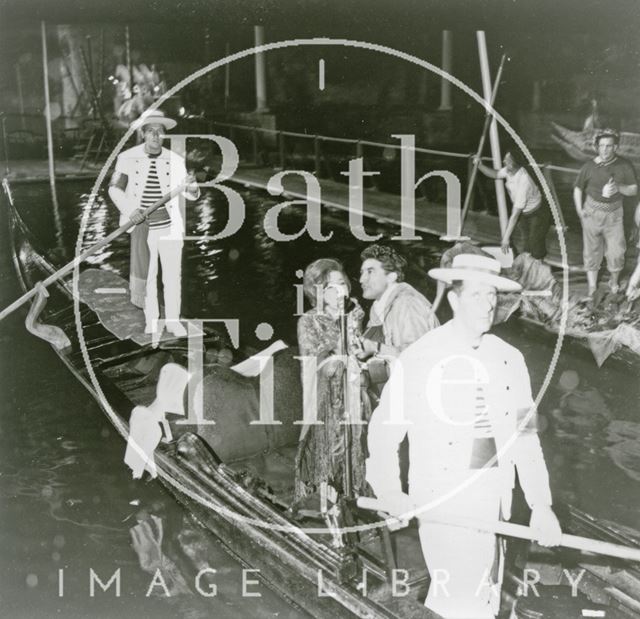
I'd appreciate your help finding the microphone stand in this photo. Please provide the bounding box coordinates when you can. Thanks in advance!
[337,293,353,500]
[334,292,360,582]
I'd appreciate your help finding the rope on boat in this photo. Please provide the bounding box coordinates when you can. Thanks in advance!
[25,283,71,349]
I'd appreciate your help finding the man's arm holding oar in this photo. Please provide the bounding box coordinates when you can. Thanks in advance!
[357,496,640,563]
[0,177,193,323]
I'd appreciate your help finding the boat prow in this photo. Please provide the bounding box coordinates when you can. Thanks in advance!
[551,121,640,163]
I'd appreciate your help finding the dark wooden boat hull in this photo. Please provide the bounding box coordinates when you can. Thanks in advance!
[2,182,437,618]
[4,179,640,618]
[551,122,640,164]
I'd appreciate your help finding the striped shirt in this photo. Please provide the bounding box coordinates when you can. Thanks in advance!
[142,155,170,229]
[469,384,497,469]
[473,384,492,437]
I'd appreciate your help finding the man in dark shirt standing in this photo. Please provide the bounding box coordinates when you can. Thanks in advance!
[573,129,637,296]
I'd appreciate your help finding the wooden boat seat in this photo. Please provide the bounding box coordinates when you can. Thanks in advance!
[190,348,303,463]
[228,444,298,504]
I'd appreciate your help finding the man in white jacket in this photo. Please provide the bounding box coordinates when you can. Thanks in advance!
[366,253,561,619]
[108,111,199,337]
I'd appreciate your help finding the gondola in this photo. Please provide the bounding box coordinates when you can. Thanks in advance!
[4,178,640,619]
[551,122,640,164]
[494,252,640,371]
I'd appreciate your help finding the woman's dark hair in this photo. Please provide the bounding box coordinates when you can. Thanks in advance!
[302,258,351,307]
[360,244,407,282]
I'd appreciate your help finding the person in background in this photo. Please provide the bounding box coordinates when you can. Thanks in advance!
[625,202,640,301]
[474,149,552,260]
[108,110,200,337]
[573,129,637,296]
[582,97,601,132]
[358,244,438,394]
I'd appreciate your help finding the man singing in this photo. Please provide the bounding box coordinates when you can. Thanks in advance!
[358,244,438,393]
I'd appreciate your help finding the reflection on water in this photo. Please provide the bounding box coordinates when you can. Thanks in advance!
[0,190,303,618]
[0,327,302,618]
[13,180,441,345]
[4,178,640,616]
[605,421,640,483]
[498,324,640,530]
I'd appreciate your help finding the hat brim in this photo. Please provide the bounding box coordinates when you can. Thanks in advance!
[428,267,522,292]
[133,116,177,131]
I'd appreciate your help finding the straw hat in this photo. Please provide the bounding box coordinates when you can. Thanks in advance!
[132,109,177,132]
[428,253,522,292]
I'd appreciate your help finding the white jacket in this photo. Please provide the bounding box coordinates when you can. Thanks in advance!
[108,143,200,238]
[366,320,553,520]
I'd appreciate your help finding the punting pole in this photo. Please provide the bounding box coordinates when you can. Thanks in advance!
[461,54,506,226]
[1,115,9,176]
[125,25,132,93]
[99,29,105,99]
[438,30,453,111]
[357,497,640,563]
[0,181,187,322]
[477,31,509,236]
[224,42,231,108]
[40,21,62,232]
[338,295,353,499]
[204,26,213,95]
[16,64,26,129]
[254,26,268,112]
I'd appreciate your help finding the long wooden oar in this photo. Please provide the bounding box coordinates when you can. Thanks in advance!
[357,497,640,563]
[460,53,506,226]
[0,180,187,322]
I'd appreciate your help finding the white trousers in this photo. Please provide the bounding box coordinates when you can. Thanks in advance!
[144,227,183,328]
[417,473,503,619]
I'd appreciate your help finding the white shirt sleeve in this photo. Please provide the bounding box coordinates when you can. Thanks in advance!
[108,154,135,219]
[365,355,415,498]
[510,350,553,508]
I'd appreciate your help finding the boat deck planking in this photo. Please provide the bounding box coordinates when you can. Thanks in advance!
[227,161,615,273]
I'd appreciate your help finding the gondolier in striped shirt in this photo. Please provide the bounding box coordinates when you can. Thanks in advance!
[366,254,562,619]
[573,128,637,297]
[108,111,200,337]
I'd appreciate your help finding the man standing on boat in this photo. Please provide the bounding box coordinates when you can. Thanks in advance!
[473,149,551,261]
[625,202,640,301]
[108,110,200,336]
[357,244,438,391]
[366,254,561,619]
[573,129,637,297]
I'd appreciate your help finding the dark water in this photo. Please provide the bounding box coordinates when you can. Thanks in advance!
[0,185,303,619]
[2,177,640,617]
